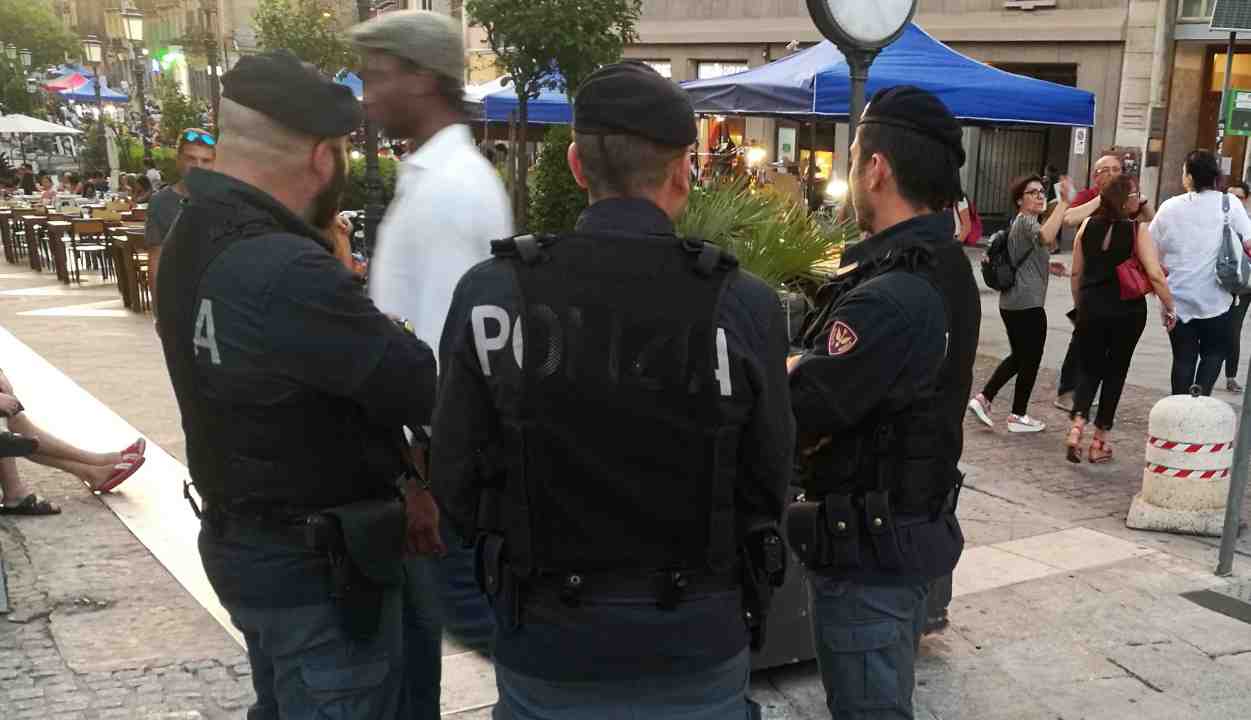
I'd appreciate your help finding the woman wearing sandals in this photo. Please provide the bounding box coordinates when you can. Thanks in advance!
[1066,175,1174,464]
[968,175,1070,433]
[0,369,145,516]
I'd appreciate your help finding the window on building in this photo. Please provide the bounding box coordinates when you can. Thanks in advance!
[1179,0,1214,19]
[696,61,749,80]
[643,61,672,78]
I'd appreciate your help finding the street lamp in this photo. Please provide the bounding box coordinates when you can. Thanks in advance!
[120,6,151,160]
[18,49,31,70]
[355,0,383,258]
[82,34,109,180]
[201,0,221,123]
[3,44,15,63]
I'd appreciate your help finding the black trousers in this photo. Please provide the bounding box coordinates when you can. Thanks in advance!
[1058,330,1080,396]
[1170,311,1232,396]
[983,307,1048,417]
[1073,306,1146,430]
[1225,297,1250,380]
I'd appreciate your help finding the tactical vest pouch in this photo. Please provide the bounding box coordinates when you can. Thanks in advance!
[822,493,862,569]
[306,499,405,641]
[864,491,904,570]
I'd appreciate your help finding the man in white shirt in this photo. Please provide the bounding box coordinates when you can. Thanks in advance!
[351,10,512,717]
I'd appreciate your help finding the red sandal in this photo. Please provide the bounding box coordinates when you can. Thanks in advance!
[121,437,146,463]
[1088,437,1113,464]
[95,456,145,493]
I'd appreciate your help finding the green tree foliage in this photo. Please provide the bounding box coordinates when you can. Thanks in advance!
[0,0,78,68]
[465,0,642,230]
[676,181,856,288]
[344,154,397,211]
[253,0,355,73]
[528,125,586,234]
[154,73,207,145]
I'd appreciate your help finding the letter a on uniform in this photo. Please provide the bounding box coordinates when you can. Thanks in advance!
[827,320,858,357]
[193,298,222,366]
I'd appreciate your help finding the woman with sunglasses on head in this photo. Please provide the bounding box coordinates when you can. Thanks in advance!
[145,128,217,311]
[969,175,1071,433]
[1152,151,1251,397]
[1066,175,1174,463]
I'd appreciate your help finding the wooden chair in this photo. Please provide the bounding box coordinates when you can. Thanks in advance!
[125,231,150,312]
[69,220,111,283]
[0,211,13,264]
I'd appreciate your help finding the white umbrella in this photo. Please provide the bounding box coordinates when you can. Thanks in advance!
[0,114,83,135]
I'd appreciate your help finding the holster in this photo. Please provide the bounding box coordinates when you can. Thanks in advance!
[306,499,405,641]
[741,522,787,651]
[474,532,520,630]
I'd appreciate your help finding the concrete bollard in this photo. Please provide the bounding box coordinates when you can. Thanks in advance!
[1126,390,1236,537]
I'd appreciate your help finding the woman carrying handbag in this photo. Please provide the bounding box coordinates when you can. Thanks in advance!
[1066,175,1175,463]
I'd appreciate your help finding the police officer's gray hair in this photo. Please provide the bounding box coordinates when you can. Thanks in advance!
[572,131,687,198]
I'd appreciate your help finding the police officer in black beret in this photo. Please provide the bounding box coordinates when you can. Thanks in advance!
[785,86,980,718]
[431,61,795,717]
[155,50,441,718]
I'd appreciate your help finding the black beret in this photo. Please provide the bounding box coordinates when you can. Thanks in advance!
[222,50,363,137]
[859,86,965,168]
[574,61,696,147]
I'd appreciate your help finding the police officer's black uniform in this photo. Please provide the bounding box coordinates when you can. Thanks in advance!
[784,87,981,718]
[155,52,437,719]
[431,62,794,717]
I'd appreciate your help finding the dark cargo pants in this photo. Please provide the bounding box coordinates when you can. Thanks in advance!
[808,577,928,719]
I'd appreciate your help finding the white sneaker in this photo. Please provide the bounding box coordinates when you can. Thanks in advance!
[967,395,993,428]
[1007,414,1046,433]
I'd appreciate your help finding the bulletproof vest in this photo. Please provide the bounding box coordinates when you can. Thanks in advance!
[799,245,962,515]
[156,189,402,513]
[490,232,740,577]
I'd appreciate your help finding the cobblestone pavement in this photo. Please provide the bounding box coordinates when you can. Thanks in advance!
[1,465,251,720]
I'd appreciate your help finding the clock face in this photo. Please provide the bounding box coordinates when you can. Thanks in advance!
[826,0,914,45]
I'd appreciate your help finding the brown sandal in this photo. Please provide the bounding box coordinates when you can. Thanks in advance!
[1088,437,1113,464]
[0,494,61,516]
[1065,421,1085,464]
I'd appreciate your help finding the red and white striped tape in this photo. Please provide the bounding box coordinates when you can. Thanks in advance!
[1145,464,1230,479]
[1146,436,1231,453]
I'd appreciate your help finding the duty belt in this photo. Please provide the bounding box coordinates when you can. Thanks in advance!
[526,568,741,610]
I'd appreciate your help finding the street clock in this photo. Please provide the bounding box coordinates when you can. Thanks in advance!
[806,0,917,50]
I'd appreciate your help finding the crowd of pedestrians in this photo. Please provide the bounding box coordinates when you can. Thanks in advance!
[971,148,1251,463]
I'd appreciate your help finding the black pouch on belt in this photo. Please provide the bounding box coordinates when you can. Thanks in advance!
[864,490,904,570]
[306,499,405,641]
[822,493,861,569]
[783,500,824,569]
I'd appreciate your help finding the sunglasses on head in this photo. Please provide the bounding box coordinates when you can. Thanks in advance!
[182,129,216,146]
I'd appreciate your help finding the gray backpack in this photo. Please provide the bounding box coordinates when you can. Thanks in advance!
[1217,192,1251,296]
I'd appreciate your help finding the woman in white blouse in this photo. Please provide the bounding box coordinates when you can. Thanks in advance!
[1150,150,1251,395]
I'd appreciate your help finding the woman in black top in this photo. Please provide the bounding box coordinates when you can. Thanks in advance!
[1066,175,1175,463]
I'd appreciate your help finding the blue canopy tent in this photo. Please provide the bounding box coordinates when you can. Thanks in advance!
[680,24,1094,127]
[812,25,1094,126]
[681,42,842,118]
[335,71,363,100]
[479,74,572,125]
[59,78,129,103]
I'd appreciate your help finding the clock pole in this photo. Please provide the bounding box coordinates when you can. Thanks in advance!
[846,47,881,157]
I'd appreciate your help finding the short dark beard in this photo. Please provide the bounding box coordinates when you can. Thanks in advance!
[310,150,347,230]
